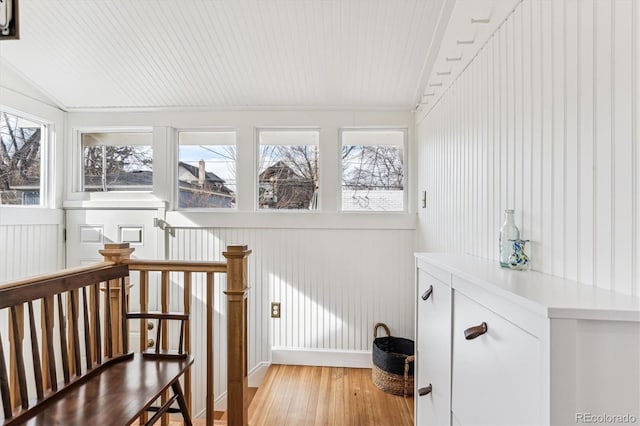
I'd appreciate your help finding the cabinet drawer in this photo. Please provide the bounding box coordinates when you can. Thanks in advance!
[416,270,450,426]
[452,291,542,425]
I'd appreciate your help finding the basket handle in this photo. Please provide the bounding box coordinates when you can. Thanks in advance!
[404,355,415,397]
[373,323,391,338]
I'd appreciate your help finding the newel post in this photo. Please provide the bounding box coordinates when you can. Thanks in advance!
[223,245,252,426]
[99,243,134,355]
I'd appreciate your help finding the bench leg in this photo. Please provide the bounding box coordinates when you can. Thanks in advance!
[171,380,192,426]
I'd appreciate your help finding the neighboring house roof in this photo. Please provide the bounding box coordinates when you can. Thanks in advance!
[178,161,233,195]
[83,163,233,195]
[259,161,304,182]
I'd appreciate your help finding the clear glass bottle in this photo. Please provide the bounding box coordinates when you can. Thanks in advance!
[499,209,520,268]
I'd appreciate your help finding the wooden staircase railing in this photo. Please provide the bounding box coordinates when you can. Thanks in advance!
[1,243,251,426]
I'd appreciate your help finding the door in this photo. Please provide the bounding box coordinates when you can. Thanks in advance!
[65,208,164,351]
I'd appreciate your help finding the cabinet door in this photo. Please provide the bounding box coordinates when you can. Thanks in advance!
[416,270,451,426]
[452,291,542,425]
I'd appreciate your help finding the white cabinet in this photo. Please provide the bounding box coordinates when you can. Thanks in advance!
[415,268,450,426]
[415,253,640,426]
[451,291,541,425]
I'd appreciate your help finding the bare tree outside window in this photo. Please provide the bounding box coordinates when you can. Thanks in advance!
[341,130,405,211]
[0,111,42,205]
[258,132,319,210]
[82,133,153,192]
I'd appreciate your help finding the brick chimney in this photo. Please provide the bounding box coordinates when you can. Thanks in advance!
[198,160,206,187]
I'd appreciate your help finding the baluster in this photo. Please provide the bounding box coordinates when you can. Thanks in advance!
[69,290,82,377]
[92,284,102,364]
[120,277,128,354]
[82,287,92,370]
[139,271,149,352]
[57,293,70,384]
[105,280,113,359]
[27,302,44,400]
[42,297,57,391]
[10,306,28,409]
[161,271,169,350]
[160,271,169,426]
[206,271,214,426]
[183,271,192,413]
[0,333,12,419]
[139,271,149,424]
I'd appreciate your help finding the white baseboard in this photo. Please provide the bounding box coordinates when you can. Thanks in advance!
[193,362,271,415]
[271,347,372,369]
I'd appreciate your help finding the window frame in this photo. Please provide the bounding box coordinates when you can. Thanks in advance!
[0,107,51,208]
[175,128,239,211]
[338,128,408,213]
[255,127,321,213]
[70,127,154,197]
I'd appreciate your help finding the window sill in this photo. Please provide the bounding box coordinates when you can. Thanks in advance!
[165,210,416,230]
[63,193,167,210]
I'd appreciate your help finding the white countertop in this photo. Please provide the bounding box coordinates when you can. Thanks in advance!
[415,253,640,322]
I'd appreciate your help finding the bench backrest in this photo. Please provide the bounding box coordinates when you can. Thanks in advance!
[0,263,130,423]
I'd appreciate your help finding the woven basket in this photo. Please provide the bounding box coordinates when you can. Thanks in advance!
[371,323,414,397]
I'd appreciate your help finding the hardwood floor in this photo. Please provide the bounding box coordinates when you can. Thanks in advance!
[171,365,414,425]
[249,365,414,426]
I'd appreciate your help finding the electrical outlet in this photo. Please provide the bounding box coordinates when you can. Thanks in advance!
[271,302,281,318]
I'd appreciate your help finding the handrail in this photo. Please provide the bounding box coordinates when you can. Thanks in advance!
[0,264,128,310]
[0,262,115,291]
[124,259,227,273]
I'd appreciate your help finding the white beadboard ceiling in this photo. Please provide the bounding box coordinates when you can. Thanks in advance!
[0,0,452,111]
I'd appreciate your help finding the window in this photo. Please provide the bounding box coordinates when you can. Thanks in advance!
[258,130,319,210]
[81,132,153,192]
[178,131,236,209]
[0,111,44,206]
[341,130,405,211]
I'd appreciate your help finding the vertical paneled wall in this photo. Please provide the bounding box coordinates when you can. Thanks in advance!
[168,227,414,412]
[417,0,639,296]
[0,224,62,283]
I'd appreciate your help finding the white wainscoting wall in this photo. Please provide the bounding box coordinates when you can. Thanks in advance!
[167,226,415,413]
[0,209,64,283]
[417,0,640,296]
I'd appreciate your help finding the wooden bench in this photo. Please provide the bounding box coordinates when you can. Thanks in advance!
[0,263,193,426]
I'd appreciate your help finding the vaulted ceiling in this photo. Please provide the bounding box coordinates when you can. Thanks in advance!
[0,0,453,110]
[1,1,522,112]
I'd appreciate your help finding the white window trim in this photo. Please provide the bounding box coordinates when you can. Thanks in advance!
[174,127,239,212]
[67,126,155,202]
[338,127,408,213]
[255,127,321,213]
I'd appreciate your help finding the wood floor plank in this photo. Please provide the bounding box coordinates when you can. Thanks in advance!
[312,366,332,426]
[330,367,345,426]
[284,365,313,425]
[302,366,322,425]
